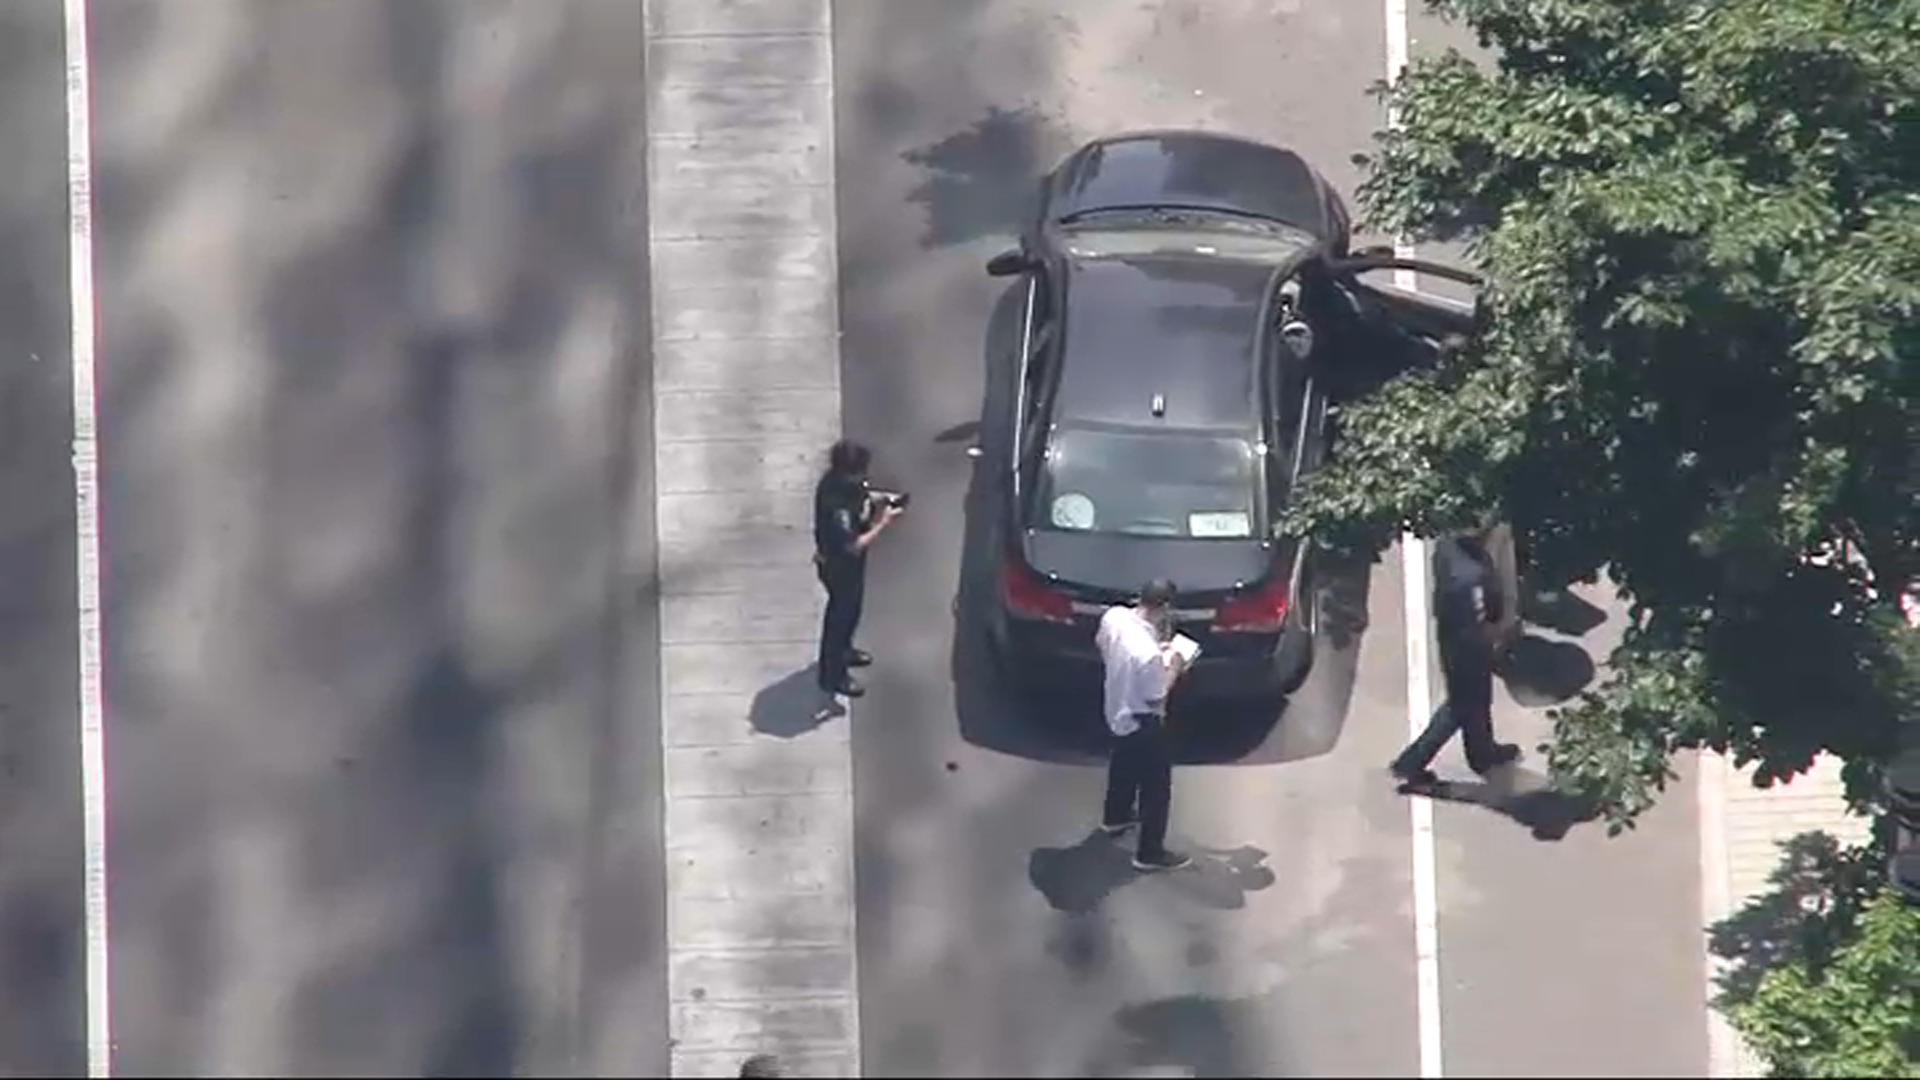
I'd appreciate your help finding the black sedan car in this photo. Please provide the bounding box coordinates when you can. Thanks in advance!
[982,130,1483,699]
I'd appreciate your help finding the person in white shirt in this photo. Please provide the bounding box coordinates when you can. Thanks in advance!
[1094,578,1194,871]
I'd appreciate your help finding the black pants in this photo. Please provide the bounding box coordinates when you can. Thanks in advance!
[1103,714,1172,860]
[1396,636,1499,772]
[816,559,866,690]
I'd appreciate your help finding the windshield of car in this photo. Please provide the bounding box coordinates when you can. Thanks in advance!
[1037,426,1263,540]
[1059,207,1317,263]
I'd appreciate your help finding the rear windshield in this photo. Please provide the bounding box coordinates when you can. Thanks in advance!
[1037,427,1262,539]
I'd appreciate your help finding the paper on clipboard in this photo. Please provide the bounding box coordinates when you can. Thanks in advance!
[1165,633,1202,665]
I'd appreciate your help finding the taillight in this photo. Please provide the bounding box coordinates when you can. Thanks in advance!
[1002,561,1074,623]
[1215,576,1290,633]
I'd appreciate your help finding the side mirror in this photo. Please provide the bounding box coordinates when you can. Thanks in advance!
[986,250,1035,277]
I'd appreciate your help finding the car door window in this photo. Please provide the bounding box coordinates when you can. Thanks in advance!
[1023,273,1058,408]
[1011,270,1059,500]
[1269,329,1308,502]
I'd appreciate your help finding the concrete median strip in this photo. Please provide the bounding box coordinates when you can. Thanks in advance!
[644,0,858,1076]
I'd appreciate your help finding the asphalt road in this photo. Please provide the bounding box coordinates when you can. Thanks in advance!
[833,1,1710,1076]
[88,2,665,1074]
[0,1,87,1074]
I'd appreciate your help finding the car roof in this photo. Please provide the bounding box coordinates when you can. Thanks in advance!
[1053,253,1274,432]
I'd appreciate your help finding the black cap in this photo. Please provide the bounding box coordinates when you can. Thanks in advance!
[1140,578,1177,607]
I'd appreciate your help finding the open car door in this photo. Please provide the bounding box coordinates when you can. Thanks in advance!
[1316,253,1487,402]
[1331,252,1485,343]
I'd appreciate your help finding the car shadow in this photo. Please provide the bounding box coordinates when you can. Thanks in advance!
[949,284,1371,767]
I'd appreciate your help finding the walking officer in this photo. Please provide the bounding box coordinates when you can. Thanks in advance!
[812,439,903,699]
[1391,521,1523,786]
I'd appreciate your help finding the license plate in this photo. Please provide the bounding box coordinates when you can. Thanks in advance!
[1068,601,1215,620]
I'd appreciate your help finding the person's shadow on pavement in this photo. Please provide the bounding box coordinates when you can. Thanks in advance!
[1397,763,1601,841]
[748,668,845,739]
[1029,835,1278,913]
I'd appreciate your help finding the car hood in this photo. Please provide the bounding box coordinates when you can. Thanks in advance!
[1024,529,1284,599]
[1051,131,1337,239]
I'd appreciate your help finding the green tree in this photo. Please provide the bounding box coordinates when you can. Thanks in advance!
[1290,0,1920,824]
[1710,832,1920,1078]
[1290,1,1920,1070]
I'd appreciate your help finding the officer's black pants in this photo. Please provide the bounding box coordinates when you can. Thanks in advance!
[815,559,866,690]
[1396,635,1499,772]
[1103,714,1173,860]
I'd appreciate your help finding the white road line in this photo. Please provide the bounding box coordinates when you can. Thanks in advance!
[1401,538,1444,1080]
[1384,1,1444,1077]
[61,0,109,1075]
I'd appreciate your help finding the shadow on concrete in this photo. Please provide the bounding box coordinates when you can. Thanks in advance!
[902,105,1058,249]
[750,669,847,739]
[1029,833,1278,914]
[1705,830,1881,1010]
[1519,583,1608,638]
[1497,632,1598,708]
[1398,761,1603,842]
[1029,831,1140,914]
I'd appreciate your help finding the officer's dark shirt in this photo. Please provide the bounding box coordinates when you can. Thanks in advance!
[813,472,870,570]
[1432,535,1504,653]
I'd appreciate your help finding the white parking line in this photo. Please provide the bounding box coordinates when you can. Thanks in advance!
[61,0,109,1075]
[1383,0,1445,1076]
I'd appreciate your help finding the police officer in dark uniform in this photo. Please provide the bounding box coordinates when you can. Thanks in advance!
[1391,523,1523,786]
[813,440,903,698]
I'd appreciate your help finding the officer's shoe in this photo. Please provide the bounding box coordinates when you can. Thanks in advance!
[1132,849,1193,873]
[824,678,866,699]
[847,648,873,668]
[1469,743,1522,775]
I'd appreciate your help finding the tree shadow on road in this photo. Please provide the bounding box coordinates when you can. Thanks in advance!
[1519,583,1608,638]
[95,3,664,1074]
[0,4,87,1076]
[1496,632,1598,708]
[902,105,1059,249]
[1705,830,1882,1010]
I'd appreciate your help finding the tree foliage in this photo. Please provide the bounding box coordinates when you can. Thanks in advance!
[1289,0,1920,826]
[1710,832,1920,1078]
